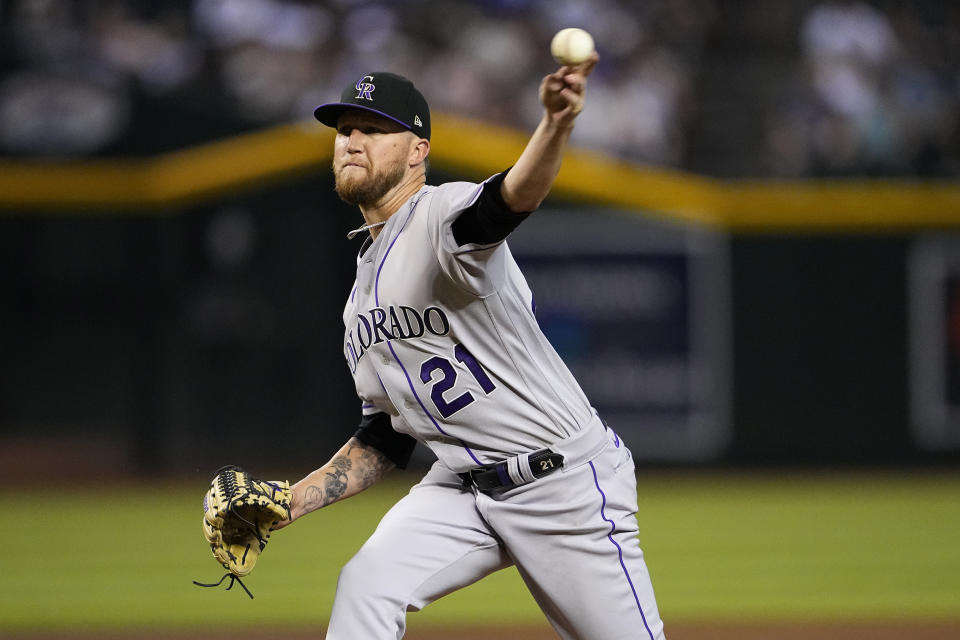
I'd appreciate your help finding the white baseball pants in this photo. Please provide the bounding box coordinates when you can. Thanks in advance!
[325,431,666,640]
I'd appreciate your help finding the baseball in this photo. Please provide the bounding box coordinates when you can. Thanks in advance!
[550,28,595,65]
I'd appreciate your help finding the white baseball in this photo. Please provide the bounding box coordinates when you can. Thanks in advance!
[550,28,595,66]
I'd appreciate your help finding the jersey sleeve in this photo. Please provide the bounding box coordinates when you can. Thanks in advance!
[451,170,533,246]
[427,172,531,296]
[353,411,417,469]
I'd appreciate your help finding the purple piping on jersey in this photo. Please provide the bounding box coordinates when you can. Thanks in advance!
[373,191,483,467]
[361,402,375,410]
[465,182,484,208]
[350,283,358,302]
[374,192,422,305]
[588,460,655,640]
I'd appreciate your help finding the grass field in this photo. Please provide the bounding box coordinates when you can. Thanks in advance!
[1,470,958,637]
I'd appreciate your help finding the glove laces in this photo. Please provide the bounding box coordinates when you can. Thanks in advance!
[193,572,254,599]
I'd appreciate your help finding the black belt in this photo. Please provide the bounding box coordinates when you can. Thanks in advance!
[459,449,565,492]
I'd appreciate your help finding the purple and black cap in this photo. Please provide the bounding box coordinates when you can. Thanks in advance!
[314,72,431,140]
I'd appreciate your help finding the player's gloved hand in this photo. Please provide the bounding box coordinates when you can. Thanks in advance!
[193,465,291,598]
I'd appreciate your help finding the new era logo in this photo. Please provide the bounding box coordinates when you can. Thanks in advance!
[414,115,422,127]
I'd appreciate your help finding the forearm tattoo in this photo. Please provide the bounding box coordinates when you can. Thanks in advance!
[300,438,395,514]
[346,439,394,489]
[302,485,325,513]
[324,457,351,502]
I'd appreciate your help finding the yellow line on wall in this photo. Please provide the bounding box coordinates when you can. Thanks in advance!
[430,114,725,227]
[716,179,960,230]
[1,112,959,230]
[0,121,334,211]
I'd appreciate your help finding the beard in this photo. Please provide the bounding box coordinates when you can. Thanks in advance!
[333,157,406,207]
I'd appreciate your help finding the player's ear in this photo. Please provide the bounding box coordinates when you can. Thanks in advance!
[409,137,429,167]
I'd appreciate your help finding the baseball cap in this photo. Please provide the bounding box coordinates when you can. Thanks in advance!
[314,72,431,140]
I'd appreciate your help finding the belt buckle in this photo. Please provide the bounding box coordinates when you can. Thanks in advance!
[459,469,479,489]
[460,466,494,491]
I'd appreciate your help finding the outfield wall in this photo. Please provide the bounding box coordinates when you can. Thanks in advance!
[1,116,958,469]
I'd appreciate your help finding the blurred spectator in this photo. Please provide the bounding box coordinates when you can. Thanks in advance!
[0,70,129,154]
[0,0,957,176]
[765,0,959,176]
[94,3,203,95]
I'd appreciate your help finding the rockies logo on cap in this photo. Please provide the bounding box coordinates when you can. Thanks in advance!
[314,71,431,140]
[355,76,375,101]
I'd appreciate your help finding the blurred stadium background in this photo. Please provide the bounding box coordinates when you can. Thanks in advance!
[1,0,959,638]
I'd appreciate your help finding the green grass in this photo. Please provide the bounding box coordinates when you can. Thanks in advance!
[635,472,960,622]
[1,471,958,632]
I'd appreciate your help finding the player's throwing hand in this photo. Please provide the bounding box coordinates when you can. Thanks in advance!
[539,52,599,124]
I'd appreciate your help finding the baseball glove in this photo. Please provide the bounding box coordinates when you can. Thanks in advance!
[193,465,291,598]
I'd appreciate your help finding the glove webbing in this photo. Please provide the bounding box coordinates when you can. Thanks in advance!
[221,467,278,547]
[193,572,254,599]
[227,501,269,547]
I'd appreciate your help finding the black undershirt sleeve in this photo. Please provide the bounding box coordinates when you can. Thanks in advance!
[353,411,417,469]
[451,169,534,246]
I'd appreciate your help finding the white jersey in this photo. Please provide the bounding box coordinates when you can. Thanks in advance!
[342,179,596,472]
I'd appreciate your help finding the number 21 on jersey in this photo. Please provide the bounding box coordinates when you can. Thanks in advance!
[419,343,496,418]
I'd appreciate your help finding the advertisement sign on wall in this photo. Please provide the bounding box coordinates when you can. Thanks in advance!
[511,207,731,461]
[909,235,960,450]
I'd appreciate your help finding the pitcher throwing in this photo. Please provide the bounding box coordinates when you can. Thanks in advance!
[274,55,667,640]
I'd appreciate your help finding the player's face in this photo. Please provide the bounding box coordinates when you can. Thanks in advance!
[333,111,415,207]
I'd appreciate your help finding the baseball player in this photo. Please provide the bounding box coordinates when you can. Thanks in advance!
[274,57,666,640]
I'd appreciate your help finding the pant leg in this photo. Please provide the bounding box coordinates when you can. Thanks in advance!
[478,435,667,640]
[326,461,512,640]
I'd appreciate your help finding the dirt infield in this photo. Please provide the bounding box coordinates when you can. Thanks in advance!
[10,621,960,639]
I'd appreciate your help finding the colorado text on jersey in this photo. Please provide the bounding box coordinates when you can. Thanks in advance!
[344,305,451,373]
